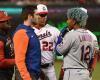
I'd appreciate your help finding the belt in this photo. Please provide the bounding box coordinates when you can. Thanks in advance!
[41,63,53,68]
[64,68,87,71]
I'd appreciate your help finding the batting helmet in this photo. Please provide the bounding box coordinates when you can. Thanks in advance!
[67,7,88,27]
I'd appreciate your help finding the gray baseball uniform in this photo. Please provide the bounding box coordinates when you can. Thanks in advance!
[56,29,95,80]
[87,30,99,51]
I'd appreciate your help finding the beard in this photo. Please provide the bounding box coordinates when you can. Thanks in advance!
[31,18,38,25]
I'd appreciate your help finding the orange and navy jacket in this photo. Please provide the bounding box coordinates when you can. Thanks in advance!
[13,24,41,80]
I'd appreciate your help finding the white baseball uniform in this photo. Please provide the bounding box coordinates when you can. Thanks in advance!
[56,29,95,80]
[33,24,60,80]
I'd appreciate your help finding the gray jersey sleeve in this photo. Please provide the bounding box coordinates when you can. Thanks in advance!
[56,32,73,55]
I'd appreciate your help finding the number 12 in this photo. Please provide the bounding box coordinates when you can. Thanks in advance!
[81,45,91,64]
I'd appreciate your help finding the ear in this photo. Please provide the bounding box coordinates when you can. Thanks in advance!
[28,14,33,19]
[72,19,76,25]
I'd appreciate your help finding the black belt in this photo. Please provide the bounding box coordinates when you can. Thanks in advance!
[64,68,87,71]
[41,63,53,68]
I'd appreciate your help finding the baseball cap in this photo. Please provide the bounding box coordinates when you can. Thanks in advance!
[35,4,48,14]
[0,11,12,22]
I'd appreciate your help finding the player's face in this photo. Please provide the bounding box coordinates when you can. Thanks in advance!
[67,18,76,30]
[33,13,47,27]
[0,21,10,30]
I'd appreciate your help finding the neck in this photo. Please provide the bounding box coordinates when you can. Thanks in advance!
[73,24,80,30]
[34,24,42,29]
[24,20,31,26]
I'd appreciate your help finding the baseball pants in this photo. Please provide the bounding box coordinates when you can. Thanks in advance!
[39,65,57,80]
[63,69,91,80]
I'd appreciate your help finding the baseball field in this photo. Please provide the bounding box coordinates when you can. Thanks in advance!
[54,60,100,80]
[12,60,100,80]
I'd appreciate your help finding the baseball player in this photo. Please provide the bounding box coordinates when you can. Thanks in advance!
[32,4,60,80]
[56,7,97,80]
[86,29,99,79]
[58,8,99,80]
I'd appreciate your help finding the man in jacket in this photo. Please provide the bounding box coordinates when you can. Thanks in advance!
[0,11,15,80]
[13,5,41,80]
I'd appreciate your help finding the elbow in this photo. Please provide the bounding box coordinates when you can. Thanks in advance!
[55,47,62,56]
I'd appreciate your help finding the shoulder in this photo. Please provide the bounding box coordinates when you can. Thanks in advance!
[64,30,79,39]
[45,24,60,31]
[15,29,27,35]
[86,30,97,40]
[13,29,28,39]
[45,24,58,29]
[68,30,76,35]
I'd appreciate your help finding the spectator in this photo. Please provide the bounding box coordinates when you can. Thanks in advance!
[0,11,15,80]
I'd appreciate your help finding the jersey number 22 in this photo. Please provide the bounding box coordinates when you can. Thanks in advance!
[42,41,53,51]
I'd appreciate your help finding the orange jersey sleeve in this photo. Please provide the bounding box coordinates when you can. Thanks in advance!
[0,41,15,68]
[13,29,31,80]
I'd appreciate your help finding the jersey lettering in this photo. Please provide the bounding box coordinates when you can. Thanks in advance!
[38,30,52,40]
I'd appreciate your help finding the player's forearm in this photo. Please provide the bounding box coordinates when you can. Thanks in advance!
[60,27,69,37]
[55,27,70,55]
[0,44,15,68]
[89,49,99,70]
[16,60,31,80]
[0,59,15,68]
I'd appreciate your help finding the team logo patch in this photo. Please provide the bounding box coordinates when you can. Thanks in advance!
[43,7,46,10]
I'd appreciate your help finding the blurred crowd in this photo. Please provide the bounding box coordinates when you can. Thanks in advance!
[0,0,99,4]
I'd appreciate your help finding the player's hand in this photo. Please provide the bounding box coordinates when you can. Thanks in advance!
[88,68,94,78]
[56,27,69,44]
[57,36,63,44]
[60,26,69,37]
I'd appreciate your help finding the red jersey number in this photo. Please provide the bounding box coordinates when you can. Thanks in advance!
[42,41,53,51]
